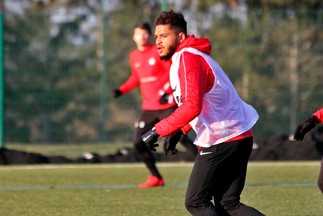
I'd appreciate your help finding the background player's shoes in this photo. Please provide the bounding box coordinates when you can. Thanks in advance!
[138,175,164,187]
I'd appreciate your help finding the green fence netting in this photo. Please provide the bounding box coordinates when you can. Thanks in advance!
[3,3,323,143]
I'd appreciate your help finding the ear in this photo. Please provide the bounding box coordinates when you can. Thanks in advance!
[178,32,186,43]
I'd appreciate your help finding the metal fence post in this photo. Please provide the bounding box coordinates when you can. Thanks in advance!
[162,0,168,11]
[0,7,4,148]
[99,1,108,142]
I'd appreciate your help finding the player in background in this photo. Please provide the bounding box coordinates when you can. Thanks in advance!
[142,10,265,215]
[294,108,323,194]
[113,22,197,188]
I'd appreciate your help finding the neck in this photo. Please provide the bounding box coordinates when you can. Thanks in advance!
[137,43,151,51]
[137,46,145,51]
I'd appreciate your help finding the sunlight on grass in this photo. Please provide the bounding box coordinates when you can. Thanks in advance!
[0,162,322,216]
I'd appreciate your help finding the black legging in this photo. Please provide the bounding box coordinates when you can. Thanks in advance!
[133,107,198,178]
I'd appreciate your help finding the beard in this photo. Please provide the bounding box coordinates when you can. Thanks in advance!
[160,45,177,60]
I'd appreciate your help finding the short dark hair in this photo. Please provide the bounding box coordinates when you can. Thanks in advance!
[154,10,187,35]
[134,22,151,35]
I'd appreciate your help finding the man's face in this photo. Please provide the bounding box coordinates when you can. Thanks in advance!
[154,24,181,60]
[133,27,151,48]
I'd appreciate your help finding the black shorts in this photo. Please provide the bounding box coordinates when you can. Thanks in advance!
[133,106,177,143]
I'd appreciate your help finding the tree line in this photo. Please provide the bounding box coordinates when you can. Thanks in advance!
[3,0,323,143]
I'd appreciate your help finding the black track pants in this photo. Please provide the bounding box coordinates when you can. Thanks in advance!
[185,137,265,216]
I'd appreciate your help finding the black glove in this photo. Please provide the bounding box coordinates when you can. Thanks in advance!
[159,93,170,104]
[294,115,319,141]
[113,88,123,98]
[142,127,160,152]
[163,130,182,156]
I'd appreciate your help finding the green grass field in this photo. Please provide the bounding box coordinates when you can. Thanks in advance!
[0,161,322,216]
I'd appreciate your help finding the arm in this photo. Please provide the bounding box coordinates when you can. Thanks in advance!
[118,73,140,94]
[159,82,174,104]
[113,73,139,98]
[114,52,140,97]
[294,108,323,141]
[181,124,192,134]
[155,53,210,137]
[313,108,323,123]
[159,62,173,104]
[163,82,173,94]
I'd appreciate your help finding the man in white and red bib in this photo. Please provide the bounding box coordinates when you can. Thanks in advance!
[142,10,265,215]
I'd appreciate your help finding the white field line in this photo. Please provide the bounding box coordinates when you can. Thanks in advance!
[0,161,320,170]
[0,162,193,170]
[248,161,321,167]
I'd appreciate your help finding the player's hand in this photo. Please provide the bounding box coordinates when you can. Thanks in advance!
[113,88,123,98]
[163,130,182,156]
[159,93,170,104]
[142,127,159,152]
[294,115,319,141]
